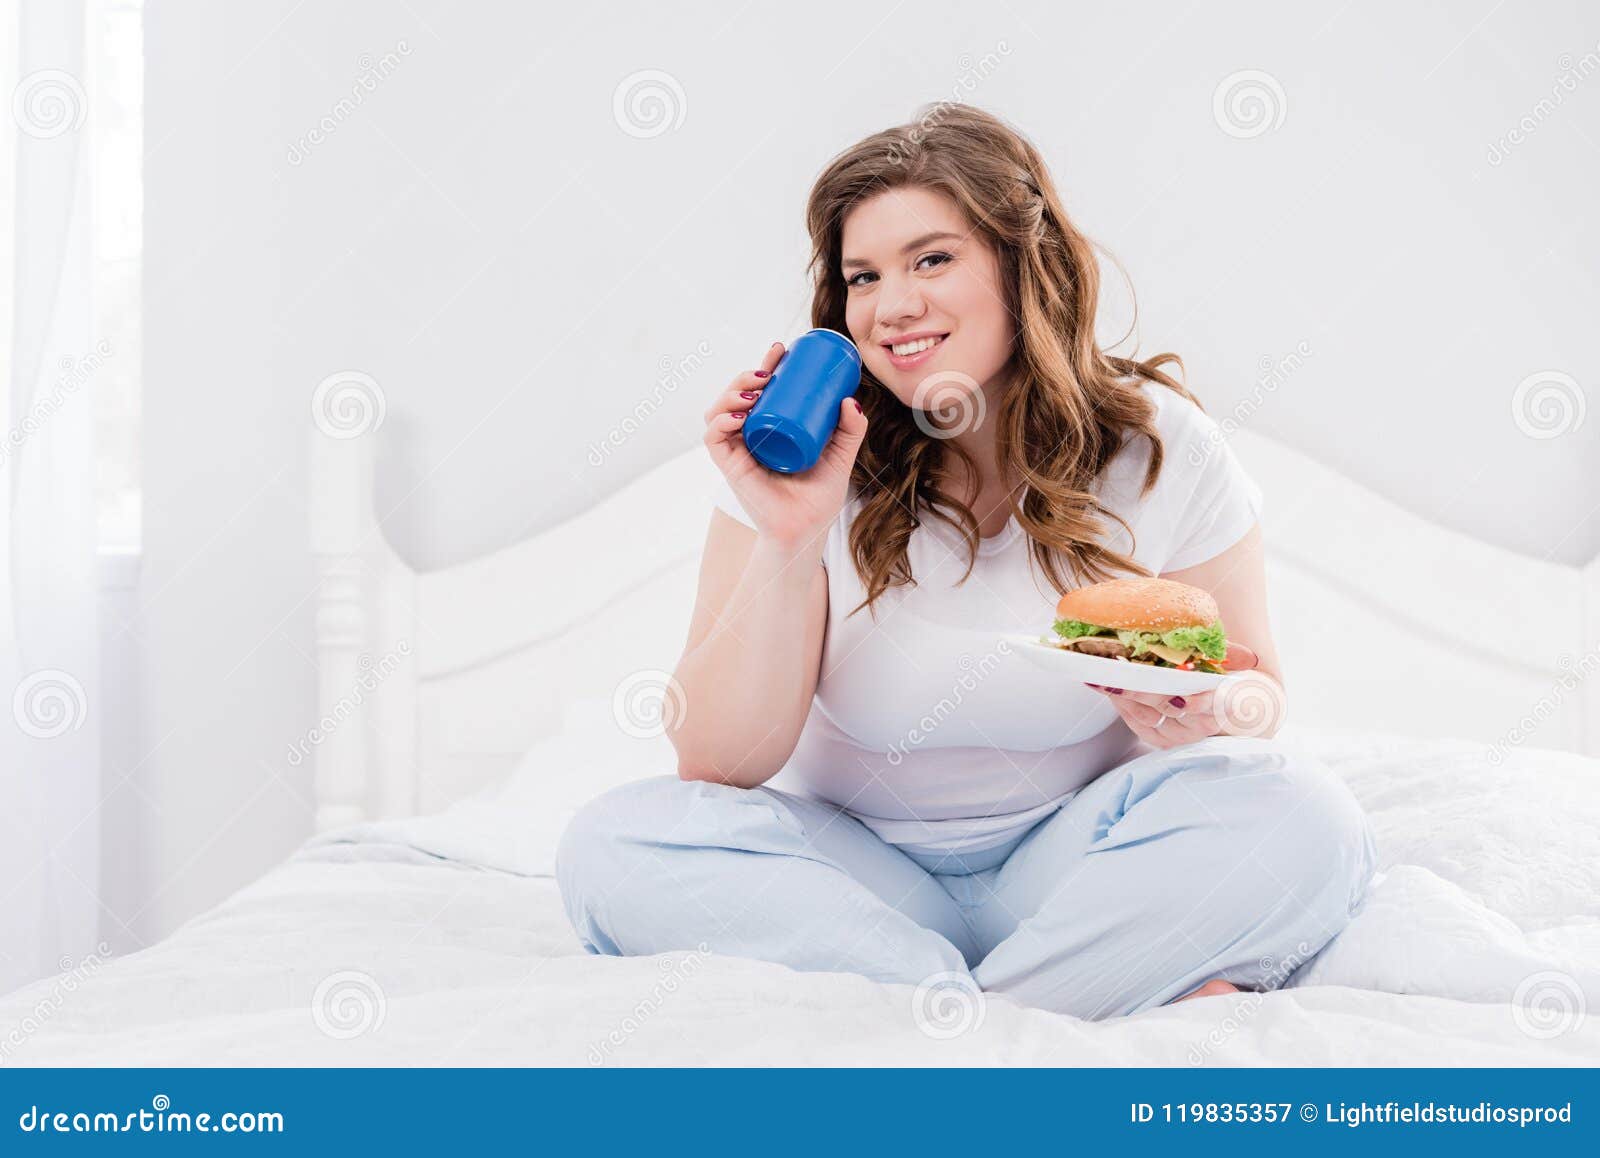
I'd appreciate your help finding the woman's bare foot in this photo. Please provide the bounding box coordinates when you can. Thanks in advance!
[1171,978,1241,1004]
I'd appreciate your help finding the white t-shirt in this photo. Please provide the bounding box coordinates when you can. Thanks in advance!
[710,381,1264,855]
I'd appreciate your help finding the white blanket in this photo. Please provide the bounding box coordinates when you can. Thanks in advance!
[2,729,1597,1065]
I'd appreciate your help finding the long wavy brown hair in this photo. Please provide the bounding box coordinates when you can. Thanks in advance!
[805,104,1200,618]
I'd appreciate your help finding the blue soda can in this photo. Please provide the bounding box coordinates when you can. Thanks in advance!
[742,328,862,473]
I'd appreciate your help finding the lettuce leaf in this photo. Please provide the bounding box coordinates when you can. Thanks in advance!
[1155,622,1228,661]
[1053,617,1228,661]
[1051,618,1114,639]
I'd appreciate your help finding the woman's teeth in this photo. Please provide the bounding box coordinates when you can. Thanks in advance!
[890,335,946,356]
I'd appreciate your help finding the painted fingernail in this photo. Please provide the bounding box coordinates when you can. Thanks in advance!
[739,391,758,400]
[1107,687,1122,695]
[1085,683,1101,690]
[732,411,747,419]
[753,370,770,378]
[1169,696,1186,708]
[852,398,862,413]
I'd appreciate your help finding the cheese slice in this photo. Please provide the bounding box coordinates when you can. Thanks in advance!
[1140,642,1195,666]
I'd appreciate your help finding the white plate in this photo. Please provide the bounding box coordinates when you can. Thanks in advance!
[1003,633,1244,695]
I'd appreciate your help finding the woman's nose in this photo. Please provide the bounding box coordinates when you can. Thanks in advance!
[876,280,926,328]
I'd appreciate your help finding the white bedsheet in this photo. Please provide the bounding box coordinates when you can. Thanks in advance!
[3,730,1597,1065]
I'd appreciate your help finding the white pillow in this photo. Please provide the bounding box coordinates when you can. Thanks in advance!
[303,695,676,877]
[498,693,679,867]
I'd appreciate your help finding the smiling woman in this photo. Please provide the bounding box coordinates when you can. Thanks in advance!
[807,112,1213,610]
[556,103,1376,1022]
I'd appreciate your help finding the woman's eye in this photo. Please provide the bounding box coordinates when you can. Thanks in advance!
[846,252,950,288]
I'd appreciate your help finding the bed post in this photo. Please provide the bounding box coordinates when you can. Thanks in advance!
[308,427,377,832]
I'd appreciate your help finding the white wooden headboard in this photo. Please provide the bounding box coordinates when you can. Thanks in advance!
[308,427,1600,829]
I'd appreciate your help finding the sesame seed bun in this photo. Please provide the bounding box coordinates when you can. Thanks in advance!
[1054,578,1219,632]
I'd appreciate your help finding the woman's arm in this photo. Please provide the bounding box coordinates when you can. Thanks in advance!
[1164,522,1281,688]
[673,339,866,786]
[668,510,830,787]
[1085,523,1286,747]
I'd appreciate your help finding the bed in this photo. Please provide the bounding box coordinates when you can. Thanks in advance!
[2,427,1597,1065]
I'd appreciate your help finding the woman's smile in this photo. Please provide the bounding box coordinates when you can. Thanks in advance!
[882,331,950,371]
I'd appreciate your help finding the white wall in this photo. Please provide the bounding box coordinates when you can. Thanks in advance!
[126,0,1599,940]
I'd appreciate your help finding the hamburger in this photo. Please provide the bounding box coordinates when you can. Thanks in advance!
[1046,578,1229,673]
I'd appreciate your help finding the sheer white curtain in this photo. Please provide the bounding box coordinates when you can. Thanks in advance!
[1,0,103,995]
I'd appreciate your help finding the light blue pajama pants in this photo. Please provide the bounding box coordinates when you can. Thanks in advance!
[555,735,1377,1020]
